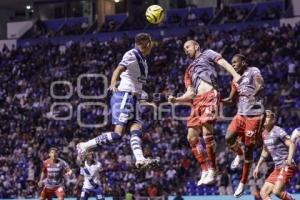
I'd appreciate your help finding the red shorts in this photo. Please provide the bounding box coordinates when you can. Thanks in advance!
[187,90,220,128]
[266,165,297,184]
[227,114,263,146]
[41,186,64,199]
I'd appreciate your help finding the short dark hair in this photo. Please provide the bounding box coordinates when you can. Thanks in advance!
[265,110,276,118]
[234,54,248,64]
[49,147,58,152]
[135,33,151,45]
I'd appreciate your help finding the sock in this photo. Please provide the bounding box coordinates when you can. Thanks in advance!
[130,130,145,161]
[230,142,244,157]
[191,139,208,172]
[241,160,252,184]
[280,191,294,200]
[83,132,121,149]
[203,134,216,170]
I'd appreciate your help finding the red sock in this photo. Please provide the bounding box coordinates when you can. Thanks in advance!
[280,191,294,200]
[191,142,208,172]
[241,160,252,184]
[204,134,216,170]
[230,142,243,156]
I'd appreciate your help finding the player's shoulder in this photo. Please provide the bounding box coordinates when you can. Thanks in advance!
[58,158,68,165]
[95,161,102,168]
[123,49,136,58]
[291,127,300,136]
[273,125,288,136]
[292,127,300,133]
[248,66,261,73]
[43,159,50,165]
[203,49,218,54]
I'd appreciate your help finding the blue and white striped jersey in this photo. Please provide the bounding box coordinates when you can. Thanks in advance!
[80,161,102,190]
[118,48,148,94]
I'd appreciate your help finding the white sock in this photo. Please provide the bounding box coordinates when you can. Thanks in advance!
[83,132,119,149]
[130,135,145,161]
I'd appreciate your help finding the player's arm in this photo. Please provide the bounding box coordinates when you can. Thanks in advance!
[222,82,237,105]
[291,128,300,143]
[38,163,46,187]
[168,86,195,103]
[284,138,296,165]
[217,58,241,82]
[253,145,269,178]
[74,174,84,194]
[251,74,264,97]
[109,65,126,92]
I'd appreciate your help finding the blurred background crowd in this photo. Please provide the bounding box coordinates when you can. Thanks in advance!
[0,0,300,198]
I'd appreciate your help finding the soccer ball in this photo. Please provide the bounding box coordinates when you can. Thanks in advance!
[145,5,165,24]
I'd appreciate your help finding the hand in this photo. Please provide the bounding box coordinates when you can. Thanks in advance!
[65,169,72,176]
[168,96,177,104]
[38,180,43,187]
[253,166,259,178]
[285,159,292,166]
[73,187,79,194]
[108,85,118,93]
[233,74,241,83]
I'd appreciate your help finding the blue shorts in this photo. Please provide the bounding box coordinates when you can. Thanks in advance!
[80,187,104,200]
[111,91,140,126]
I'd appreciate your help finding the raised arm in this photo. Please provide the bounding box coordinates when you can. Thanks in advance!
[217,58,241,82]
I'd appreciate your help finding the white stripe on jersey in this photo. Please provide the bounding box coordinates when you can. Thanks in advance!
[118,48,148,94]
[80,161,102,190]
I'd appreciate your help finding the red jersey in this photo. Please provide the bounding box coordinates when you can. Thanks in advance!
[42,158,70,189]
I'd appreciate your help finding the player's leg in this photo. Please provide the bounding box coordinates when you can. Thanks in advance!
[273,181,295,200]
[272,166,297,200]
[39,187,47,200]
[80,188,89,200]
[130,122,159,169]
[226,115,244,170]
[234,115,261,198]
[187,127,208,185]
[76,92,131,160]
[55,186,65,200]
[260,182,274,200]
[94,187,105,200]
[202,122,217,184]
[40,187,53,200]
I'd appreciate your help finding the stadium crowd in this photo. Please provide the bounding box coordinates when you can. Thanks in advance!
[0,22,300,198]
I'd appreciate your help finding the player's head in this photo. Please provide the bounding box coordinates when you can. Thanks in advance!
[49,147,58,159]
[231,54,248,74]
[183,40,200,59]
[135,33,152,56]
[264,110,276,128]
[86,149,95,162]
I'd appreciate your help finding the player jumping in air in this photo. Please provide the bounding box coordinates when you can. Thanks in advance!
[38,147,72,200]
[168,40,241,185]
[74,150,104,200]
[76,33,159,169]
[222,54,264,197]
[253,110,297,200]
